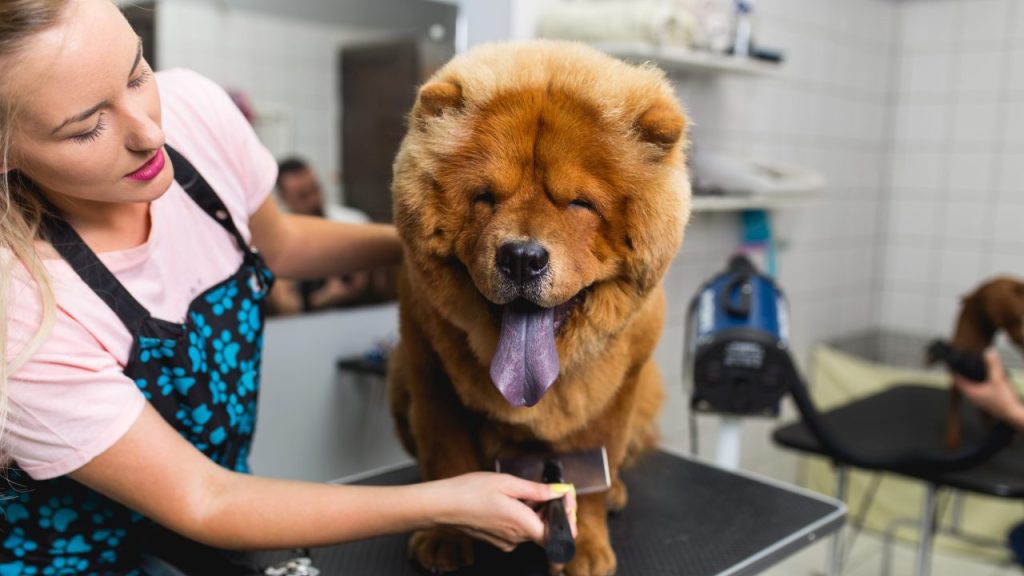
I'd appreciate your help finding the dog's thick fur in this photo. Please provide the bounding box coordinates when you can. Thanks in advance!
[387,41,689,575]
[944,277,1024,449]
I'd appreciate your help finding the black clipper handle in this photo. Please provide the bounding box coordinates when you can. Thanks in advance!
[542,459,575,564]
[927,340,988,383]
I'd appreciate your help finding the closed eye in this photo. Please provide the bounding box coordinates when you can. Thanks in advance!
[474,189,495,206]
[128,68,151,90]
[70,115,107,143]
[569,198,599,214]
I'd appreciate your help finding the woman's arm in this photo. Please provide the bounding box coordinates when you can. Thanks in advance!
[69,403,574,551]
[248,195,402,281]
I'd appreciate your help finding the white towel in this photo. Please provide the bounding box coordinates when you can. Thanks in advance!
[537,1,698,48]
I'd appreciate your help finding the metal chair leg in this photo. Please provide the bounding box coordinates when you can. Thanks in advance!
[828,465,849,576]
[916,483,938,576]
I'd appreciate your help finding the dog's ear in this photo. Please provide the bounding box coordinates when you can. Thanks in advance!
[417,81,463,118]
[635,100,685,152]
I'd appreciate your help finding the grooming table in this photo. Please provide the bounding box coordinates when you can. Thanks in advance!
[774,384,1024,576]
[272,450,843,576]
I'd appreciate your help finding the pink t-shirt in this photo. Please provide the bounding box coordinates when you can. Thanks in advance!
[5,69,277,480]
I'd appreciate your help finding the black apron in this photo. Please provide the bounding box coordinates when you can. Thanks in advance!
[1,146,274,575]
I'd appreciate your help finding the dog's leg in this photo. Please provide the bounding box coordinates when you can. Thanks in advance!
[387,341,418,457]
[389,294,486,573]
[404,366,484,572]
[945,386,962,450]
[560,493,616,576]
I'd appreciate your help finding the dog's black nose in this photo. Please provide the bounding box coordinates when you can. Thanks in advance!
[497,241,549,284]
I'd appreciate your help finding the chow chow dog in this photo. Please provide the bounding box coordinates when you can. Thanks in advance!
[939,277,1024,449]
[388,40,690,575]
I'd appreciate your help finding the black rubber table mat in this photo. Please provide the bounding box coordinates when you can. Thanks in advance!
[774,384,1024,497]
[277,450,841,575]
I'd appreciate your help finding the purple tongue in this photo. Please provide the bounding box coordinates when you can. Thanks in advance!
[490,303,560,407]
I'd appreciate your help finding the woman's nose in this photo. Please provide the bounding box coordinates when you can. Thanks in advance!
[124,105,164,152]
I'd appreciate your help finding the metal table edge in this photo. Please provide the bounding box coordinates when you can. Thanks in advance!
[655,446,848,576]
[718,504,846,576]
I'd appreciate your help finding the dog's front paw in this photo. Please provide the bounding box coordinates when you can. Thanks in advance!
[562,536,616,576]
[606,479,628,513]
[408,529,475,574]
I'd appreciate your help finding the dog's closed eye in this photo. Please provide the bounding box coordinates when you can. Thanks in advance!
[474,189,496,206]
[569,198,602,218]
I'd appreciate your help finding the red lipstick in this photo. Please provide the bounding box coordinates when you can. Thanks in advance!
[126,149,165,181]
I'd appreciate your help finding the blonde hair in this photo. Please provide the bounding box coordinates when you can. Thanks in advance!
[1,0,69,463]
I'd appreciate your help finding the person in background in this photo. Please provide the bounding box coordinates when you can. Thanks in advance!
[954,349,1024,565]
[0,1,576,574]
[269,157,386,314]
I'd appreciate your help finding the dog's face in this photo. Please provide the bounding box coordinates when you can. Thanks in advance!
[393,42,689,407]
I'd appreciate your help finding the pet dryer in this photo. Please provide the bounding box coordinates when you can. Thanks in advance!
[684,254,796,468]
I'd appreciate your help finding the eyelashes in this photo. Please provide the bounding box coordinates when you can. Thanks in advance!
[69,68,151,144]
[71,116,107,143]
[128,69,150,90]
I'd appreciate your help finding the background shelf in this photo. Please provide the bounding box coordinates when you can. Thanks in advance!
[594,42,782,76]
[691,191,817,213]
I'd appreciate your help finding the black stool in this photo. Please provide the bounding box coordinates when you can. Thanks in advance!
[774,384,1024,576]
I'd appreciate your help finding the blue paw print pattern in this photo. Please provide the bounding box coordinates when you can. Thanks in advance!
[205,282,239,316]
[209,370,228,404]
[251,267,274,301]
[134,378,151,400]
[48,535,91,556]
[0,561,39,575]
[91,528,125,550]
[212,330,240,373]
[187,311,213,374]
[38,498,78,533]
[238,359,258,397]
[157,366,196,397]
[5,502,29,524]
[137,336,176,364]
[3,527,39,558]
[42,555,88,575]
[3,247,271,573]
[236,298,261,343]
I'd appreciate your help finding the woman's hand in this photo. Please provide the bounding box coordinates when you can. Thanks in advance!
[424,472,578,552]
[954,350,1024,429]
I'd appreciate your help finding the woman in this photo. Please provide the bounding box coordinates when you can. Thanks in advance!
[0,1,575,574]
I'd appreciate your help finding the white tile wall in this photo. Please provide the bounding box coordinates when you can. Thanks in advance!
[879,0,1024,338]
[658,0,897,477]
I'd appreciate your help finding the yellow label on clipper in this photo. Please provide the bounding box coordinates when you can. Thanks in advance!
[550,483,575,495]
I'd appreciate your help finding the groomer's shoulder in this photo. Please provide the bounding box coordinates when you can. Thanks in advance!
[156,68,278,220]
[156,68,240,145]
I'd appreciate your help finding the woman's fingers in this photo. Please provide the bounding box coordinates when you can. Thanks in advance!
[985,349,1007,383]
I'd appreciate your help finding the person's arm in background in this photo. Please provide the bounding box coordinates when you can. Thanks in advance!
[954,350,1024,431]
[71,403,576,553]
[250,195,401,281]
[266,278,304,316]
[307,275,370,310]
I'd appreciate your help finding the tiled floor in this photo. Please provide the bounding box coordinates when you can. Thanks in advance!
[761,530,1019,576]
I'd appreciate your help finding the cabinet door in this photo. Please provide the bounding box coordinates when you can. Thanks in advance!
[251,304,410,481]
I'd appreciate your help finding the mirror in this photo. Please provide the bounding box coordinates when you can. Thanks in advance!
[123,0,457,315]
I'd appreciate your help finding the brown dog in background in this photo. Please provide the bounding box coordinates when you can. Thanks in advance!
[941,277,1024,449]
[388,41,688,576]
